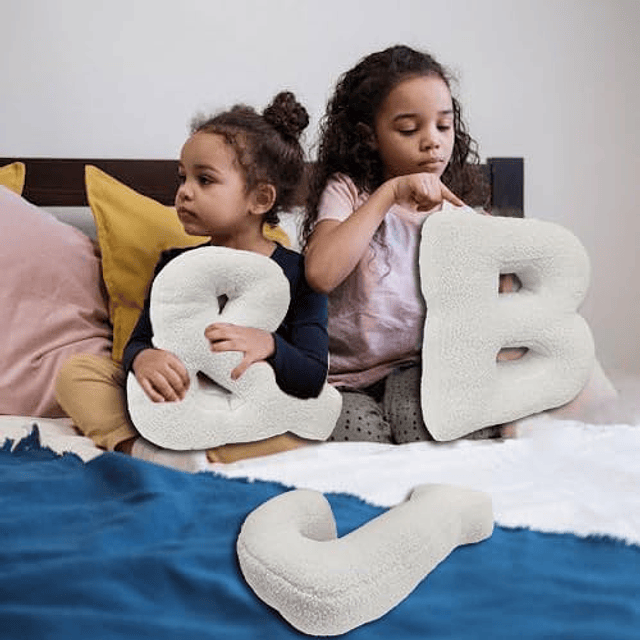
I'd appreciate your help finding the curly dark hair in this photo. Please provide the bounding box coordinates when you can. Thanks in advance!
[192,91,309,226]
[303,44,487,243]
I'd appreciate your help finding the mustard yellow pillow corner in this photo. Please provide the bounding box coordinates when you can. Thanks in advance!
[84,165,291,363]
[263,223,290,247]
[85,165,206,362]
[0,162,26,195]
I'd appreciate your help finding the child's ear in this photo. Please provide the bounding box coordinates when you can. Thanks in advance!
[250,182,277,216]
[356,122,377,150]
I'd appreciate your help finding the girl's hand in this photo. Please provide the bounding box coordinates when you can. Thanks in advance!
[204,323,275,380]
[132,348,190,403]
[389,172,464,212]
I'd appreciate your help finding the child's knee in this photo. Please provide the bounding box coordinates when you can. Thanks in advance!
[54,353,94,403]
[330,391,392,443]
[384,367,432,443]
[54,353,125,419]
[56,353,122,394]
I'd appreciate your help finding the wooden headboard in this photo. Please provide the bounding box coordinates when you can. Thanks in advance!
[0,157,524,216]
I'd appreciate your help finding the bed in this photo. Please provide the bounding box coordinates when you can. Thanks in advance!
[1,156,639,640]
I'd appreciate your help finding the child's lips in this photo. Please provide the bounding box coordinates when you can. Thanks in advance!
[419,158,445,171]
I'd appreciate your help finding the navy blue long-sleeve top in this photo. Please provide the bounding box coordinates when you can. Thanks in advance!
[122,243,329,399]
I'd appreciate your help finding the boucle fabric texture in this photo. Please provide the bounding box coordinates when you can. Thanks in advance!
[237,483,493,636]
[127,246,341,449]
[419,211,594,441]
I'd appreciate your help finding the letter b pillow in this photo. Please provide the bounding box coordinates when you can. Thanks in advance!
[127,246,341,450]
[420,211,595,441]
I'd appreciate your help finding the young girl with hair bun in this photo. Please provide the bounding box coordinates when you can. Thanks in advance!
[56,91,329,466]
[303,45,519,444]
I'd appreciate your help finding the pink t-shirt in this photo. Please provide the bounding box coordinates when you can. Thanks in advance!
[316,174,472,389]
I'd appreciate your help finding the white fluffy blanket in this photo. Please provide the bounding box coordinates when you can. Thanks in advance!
[2,377,639,545]
[218,415,640,545]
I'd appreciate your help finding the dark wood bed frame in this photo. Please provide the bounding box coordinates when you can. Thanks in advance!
[1,157,524,216]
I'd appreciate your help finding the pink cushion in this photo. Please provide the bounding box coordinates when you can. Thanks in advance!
[0,186,112,417]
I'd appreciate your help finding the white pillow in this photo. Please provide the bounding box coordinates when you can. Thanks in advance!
[237,483,493,636]
[126,246,341,449]
[419,211,595,441]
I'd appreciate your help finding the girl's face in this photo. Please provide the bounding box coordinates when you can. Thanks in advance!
[175,132,258,244]
[372,74,455,180]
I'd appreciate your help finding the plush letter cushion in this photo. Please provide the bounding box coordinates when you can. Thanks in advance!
[0,186,112,417]
[237,484,493,636]
[85,165,291,363]
[419,210,595,440]
[0,162,25,194]
[126,246,342,449]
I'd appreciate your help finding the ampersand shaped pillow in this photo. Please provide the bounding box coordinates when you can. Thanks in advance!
[126,246,342,450]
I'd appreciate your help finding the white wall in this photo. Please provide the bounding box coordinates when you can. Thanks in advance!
[2,0,639,375]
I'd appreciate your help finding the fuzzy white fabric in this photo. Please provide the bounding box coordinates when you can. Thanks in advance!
[126,246,341,450]
[2,383,640,545]
[218,398,640,546]
[0,416,102,463]
[3,411,637,636]
[130,437,210,473]
[237,483,493,636]
[419,211,595,440]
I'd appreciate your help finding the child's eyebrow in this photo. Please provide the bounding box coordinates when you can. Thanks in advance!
[193,163,221,174]
[393,109,454,121]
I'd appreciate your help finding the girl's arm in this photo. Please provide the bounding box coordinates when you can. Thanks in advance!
[122,246,204,373]
[122,248,191,401]
[205,314,328,399]
[121,250,179,373]
[206,254,329,399]
[123,297,190,402]
[305,174,463,294]
[305,182,396,294]
[121,287,156,374]
[267,274,329,398]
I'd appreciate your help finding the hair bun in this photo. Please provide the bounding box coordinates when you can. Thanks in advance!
[263,91,309,141]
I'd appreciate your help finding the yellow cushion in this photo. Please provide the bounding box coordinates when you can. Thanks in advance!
[85,165,290,362]
[0,162,26,194]
[262,220,291,247]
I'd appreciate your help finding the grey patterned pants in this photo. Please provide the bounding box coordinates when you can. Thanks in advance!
[329,365,503,443]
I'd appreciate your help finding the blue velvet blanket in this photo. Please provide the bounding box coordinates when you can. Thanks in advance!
[1,428,639,639]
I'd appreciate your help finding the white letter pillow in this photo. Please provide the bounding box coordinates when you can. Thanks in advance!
[237,484,493,636]
[126,246,342,450]
[419,210,595,441]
